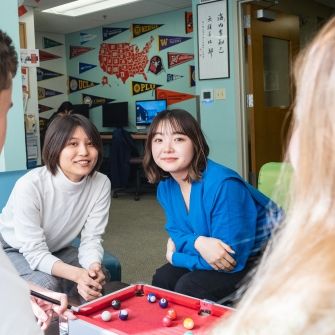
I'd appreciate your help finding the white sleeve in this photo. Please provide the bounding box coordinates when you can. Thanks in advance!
[0,249,43,335]
[78,177,111,269]
[13,179,59,274]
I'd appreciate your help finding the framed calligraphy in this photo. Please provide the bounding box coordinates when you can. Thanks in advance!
[197,0,229,80]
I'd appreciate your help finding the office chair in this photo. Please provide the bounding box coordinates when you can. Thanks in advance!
[258,162,293,210]
[109,128,144,201]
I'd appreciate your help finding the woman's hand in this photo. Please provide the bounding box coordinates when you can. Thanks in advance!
[166,238,176,264]
[88,262,106,286]
[29,286,75,330]
[194,236,236,271]
[74,268,103,301]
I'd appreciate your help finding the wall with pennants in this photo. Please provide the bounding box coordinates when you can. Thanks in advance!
[35,7,196,133]
[64,7,196,132]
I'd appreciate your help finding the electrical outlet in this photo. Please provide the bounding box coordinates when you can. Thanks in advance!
[214,88,226,100]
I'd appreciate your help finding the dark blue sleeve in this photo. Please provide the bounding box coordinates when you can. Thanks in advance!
[210,179,258,272]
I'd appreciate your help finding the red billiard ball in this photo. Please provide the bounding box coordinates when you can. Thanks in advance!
[162,316,172,327]
[166,308,177,320]
[183,317,195,330]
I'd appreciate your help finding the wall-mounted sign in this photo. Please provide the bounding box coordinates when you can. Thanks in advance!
[197,0,229,79]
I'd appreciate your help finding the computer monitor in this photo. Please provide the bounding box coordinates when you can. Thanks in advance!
[72,104,89,119]
[102,102,128,128]
[135,99,167,129]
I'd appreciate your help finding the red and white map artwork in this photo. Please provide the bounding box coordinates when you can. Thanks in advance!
[99,36,154,84]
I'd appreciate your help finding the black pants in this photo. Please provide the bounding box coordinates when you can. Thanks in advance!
[152,257,259,302]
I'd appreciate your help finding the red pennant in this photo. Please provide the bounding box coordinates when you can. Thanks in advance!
[18,5,27,17]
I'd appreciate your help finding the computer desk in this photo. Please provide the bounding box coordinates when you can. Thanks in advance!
[100,133,147,141]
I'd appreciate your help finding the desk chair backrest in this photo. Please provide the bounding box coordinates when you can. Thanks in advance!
[0,169,28,211]
[258,162,293,210]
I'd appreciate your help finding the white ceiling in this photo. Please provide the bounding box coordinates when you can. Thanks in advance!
[23,0,192,34]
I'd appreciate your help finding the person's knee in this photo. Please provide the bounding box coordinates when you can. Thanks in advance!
[25,272,62,292]
[174,274,194,295]
[174,274,209,299]
[152,267,165,287]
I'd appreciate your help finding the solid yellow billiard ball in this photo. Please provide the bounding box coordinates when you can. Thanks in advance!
[183,317,195,330]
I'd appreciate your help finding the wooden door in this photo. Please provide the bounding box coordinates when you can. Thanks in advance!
[244,4,299,182]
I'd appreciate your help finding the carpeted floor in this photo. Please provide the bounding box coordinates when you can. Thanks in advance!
[103,192,167,285]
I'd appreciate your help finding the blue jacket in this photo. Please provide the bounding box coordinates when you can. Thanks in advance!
[157,160,280,272]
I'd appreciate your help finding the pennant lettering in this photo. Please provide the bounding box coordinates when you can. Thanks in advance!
[70,46,94,59]
[37,67,63,81]
[39,50,61,62]
[132,81,161,96]
[80,32,97,45]
[167,73,184,82]
[82,94,115,108]
[79,62,97,74]
[38,104,53,113]
[132,24,163,38]
[68,76,99,93]
[102,27,129,41]
[190,65,196,87]
[156,88,194,106]
[167,52,194,68]
[158,35,191,51]
[43,37,63,49]
[185,12,193,34]
[38,87,63,100]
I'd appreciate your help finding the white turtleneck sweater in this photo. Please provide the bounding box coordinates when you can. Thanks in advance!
[0,166,111,274]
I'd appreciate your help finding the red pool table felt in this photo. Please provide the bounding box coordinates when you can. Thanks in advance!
[70,284,232,334]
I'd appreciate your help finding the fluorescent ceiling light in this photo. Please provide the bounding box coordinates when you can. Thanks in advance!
[42,0,140,17]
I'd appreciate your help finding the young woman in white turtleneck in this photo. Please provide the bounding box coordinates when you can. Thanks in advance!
[0,114,111,302]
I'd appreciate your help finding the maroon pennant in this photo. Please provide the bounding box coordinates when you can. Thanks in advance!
[39,50,61,62]
[70,46,94,59]
[167,52,194,68]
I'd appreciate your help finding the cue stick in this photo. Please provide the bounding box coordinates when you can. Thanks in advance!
[30,290,80,312]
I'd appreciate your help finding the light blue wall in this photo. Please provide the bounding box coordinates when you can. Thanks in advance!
[192,0,242,174]
[0,2,242,174]
[0,3,26,171]
[65,8,197,132]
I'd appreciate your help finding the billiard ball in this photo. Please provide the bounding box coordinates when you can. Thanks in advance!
[119,309,128,320]
[183,317,195,330]
[159,298,168,308]
[162,316,172,327]
[147,293,156,303]
[166,308,177,320]
[111,299,121,310]
[101,310,112,322]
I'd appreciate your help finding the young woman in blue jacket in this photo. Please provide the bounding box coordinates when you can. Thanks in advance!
[143,109,279,302]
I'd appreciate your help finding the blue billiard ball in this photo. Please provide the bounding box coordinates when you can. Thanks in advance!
[147,293,156,303]
[159,298,168,308]
[119,309,128,320]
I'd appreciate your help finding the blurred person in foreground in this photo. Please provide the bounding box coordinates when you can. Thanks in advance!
[209,16,335,335]
[0,30,73,334]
